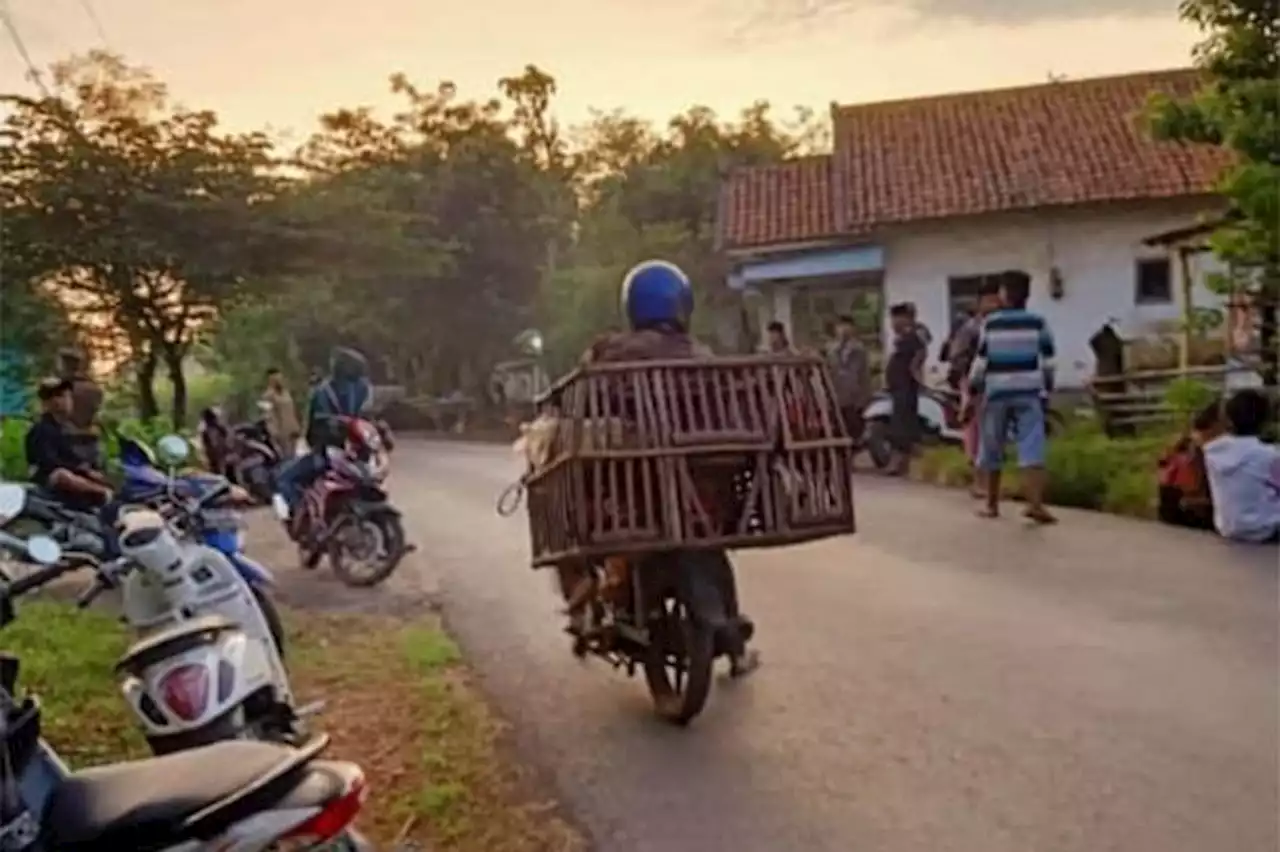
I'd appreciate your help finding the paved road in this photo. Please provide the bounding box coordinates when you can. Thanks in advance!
[394,439,1277,852]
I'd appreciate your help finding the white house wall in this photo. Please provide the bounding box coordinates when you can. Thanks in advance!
[882,200,1227,388]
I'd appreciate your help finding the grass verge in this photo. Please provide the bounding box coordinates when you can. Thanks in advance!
[3,599,583,851]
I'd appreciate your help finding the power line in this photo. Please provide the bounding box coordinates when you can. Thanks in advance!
[0,0,52,98]
[75,0,109,47]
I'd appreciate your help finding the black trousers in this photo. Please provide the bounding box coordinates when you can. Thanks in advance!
[888,386,920,453]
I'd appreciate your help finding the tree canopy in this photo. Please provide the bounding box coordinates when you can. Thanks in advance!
[1,51,822,423]
[1148,0,1280,382]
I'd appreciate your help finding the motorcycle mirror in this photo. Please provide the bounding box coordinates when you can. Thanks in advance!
[0,484,27,522]
[25,535,61,566]
[156,435,191,467]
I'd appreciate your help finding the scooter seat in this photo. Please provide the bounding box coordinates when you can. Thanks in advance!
[44,738,319,851]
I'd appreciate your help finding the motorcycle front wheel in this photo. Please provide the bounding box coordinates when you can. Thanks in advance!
[330,512,407,588]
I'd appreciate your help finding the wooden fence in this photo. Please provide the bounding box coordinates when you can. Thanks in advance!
[1088,363,1269,436]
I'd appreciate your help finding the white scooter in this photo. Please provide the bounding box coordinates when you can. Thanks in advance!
[0,439,308,757]
[0,534,371,852]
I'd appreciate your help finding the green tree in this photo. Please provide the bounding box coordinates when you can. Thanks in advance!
[1,51,283,425]
[539,101,827,369]
[1148,0,1280,384]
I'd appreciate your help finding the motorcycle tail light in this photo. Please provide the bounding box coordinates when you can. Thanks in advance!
[158,663,210,722]
[279,775,366,844]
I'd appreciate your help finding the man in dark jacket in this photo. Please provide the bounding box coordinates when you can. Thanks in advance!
[576,259,758,678]
[273,347,373,529]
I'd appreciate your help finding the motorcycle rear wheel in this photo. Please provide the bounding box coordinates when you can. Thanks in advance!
[330,513,406,588]
[642,594,714,726]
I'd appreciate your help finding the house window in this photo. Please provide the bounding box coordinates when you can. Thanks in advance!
[1135,258,1173,305]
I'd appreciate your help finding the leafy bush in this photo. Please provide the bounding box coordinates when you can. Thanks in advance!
[913,416,1169,518]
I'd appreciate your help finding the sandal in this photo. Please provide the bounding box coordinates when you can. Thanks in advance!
[1023,506,1058,525]
[975,506,1000,519]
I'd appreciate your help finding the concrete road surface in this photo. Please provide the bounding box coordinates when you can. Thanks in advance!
[392,439,1278,852]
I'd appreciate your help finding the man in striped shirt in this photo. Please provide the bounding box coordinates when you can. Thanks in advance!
[966,272,1057,524]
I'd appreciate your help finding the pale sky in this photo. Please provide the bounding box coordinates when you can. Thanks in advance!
[2,0,1199,141]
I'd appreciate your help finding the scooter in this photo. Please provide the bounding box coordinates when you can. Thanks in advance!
[0,456,305,758]
[0,535,370,851]
[116,435,287,654]
[861,386,965,470]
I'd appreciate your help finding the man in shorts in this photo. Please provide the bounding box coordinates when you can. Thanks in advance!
[965,272,1056,524]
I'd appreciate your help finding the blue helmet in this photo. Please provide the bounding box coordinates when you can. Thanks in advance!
[621,260,693,330]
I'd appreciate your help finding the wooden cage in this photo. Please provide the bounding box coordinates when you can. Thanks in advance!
[523,354,856,568]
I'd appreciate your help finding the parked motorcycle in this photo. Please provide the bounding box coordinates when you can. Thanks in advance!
[861,387,1067,470]
[276,416,409,588]
[229,405,282,504]
[0,535,370,851]
[0,445,304,758]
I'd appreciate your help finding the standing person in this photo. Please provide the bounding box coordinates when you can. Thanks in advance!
[761,320,797,354]
[825,315,870,447]
[946,281,1004,494]
[904,302,933,350]
[261,367,301,456]
[966,273,1056,523]
[1201,389,1280,543]
[885,304,927,475]
[56,348,104,471]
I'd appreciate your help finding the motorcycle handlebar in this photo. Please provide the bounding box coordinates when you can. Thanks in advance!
[3,557,87,598]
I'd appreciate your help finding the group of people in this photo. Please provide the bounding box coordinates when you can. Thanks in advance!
[1158,389,1280,544]
[17,348,375,546]
[762,271,1058,523]
[764,305,932,477]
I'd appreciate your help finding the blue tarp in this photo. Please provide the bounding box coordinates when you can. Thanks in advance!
[0,349,29,416]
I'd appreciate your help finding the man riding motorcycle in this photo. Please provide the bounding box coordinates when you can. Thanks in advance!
[579,260,760,678]
[273,348,373,532]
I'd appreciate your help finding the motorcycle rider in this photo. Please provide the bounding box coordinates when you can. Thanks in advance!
[273,347,373,533]
[582,259,760,678]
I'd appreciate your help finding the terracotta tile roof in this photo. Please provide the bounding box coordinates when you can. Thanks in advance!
[718,69,1234,250]
[831,68,1232,231]
[717,155,838,250]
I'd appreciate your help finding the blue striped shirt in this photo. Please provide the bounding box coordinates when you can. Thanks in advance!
[967,308,1055,401]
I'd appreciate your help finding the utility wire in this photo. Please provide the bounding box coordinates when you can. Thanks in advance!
[75,0,109,47]
[0,0,52,98]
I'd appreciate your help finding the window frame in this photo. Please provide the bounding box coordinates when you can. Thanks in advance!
[1134,257,1174,306]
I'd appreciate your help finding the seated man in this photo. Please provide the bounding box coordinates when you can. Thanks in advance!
[25,378,113,512]
[1157,399,1221,531]
[1202,389,1280,544]
[576,259,759,677]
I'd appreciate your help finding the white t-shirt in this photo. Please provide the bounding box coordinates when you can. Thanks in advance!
[1202,435,1280,542]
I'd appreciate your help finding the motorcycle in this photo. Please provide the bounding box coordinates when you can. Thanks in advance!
[0,449,303,758]
[861,386,1066,470]
[0,534,370,852]
[2,436,279,636]
[557,549,751,727]
[229,405,282,505]
[276,417,409,588]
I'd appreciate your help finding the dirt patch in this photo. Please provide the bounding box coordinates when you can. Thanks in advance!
[289,612,586,852]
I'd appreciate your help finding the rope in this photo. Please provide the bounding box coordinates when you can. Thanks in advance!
[496,475,528,517]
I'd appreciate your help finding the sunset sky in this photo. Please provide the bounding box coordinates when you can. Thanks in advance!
[3,0,1199,140]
